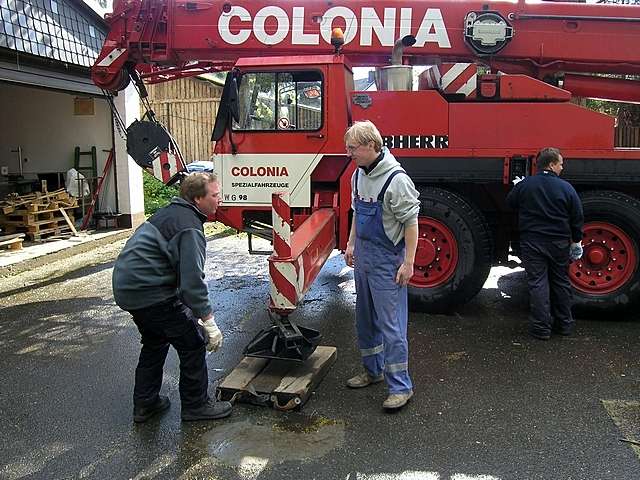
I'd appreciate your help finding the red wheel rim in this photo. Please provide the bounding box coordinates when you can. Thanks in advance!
[569,222,637,294]
[411,217,458,288]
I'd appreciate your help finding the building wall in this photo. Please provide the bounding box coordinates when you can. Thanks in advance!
[0,82,112,174]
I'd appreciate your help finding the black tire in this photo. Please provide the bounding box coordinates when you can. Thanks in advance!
[409,187,493,313]
[573,190,640,313]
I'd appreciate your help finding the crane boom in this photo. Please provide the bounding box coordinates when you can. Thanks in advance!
[93,0,640,92]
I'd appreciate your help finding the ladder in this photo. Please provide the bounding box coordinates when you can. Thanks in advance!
[74,146,97,181]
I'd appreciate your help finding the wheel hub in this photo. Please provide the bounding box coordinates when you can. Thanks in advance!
[569,221,636,294]
[586,246,606,266]
[412,217,458,288]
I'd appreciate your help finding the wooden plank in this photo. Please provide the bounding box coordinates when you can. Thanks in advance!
[4,205,75,217]
[0,237,23,250]
[28,224,70,240]
[216,346,337,410]
[0,233,25,242]
[273,346,337,396]
[218,356,270,392]
[1,216,65,227]
[0,189,70,212]
[58,208,78,236]
[250,360,299,394]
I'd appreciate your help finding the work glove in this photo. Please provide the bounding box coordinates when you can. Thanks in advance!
[198,317,223,352]
[569,242,583,261]
[512,176,524,185]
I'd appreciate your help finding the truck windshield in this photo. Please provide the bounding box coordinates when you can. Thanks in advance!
[233,71,322,131]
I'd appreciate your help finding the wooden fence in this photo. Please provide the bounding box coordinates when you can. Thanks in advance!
[615,126,640,147]
[143,77,222,162]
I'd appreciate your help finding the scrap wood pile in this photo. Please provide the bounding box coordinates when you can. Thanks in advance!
[0,188,79,241]
[0,233,25,251]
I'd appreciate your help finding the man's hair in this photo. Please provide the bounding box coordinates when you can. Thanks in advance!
[537,147,562,169]
[180,172,218,202]
[344,120,383,152]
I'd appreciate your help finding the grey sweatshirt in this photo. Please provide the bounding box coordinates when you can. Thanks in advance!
[351,148,420,245]
[112,197,212,318]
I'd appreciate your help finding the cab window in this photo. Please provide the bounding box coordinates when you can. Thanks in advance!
[233,71,322,131]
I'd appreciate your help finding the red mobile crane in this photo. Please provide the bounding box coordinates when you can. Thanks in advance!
[94,0,640,358]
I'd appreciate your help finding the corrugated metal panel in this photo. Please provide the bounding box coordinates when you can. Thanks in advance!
[145,77,222,162]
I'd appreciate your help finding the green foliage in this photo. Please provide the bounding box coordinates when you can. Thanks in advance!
[143,171,179,215]
[585,99,640,127]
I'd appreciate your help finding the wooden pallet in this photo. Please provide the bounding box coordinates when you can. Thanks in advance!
[1,217,73,240]
[217,346,337,411]
[1,189,77,215]
[0,188,77,240]
[0,233,24,251]
[1,207,75,223]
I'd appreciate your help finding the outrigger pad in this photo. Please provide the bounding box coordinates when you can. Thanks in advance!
[244,321,322,362]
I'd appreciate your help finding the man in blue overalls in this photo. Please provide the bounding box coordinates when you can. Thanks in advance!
[343,121,420,410]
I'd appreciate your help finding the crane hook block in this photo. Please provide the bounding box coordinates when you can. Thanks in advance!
[126,120,172,169]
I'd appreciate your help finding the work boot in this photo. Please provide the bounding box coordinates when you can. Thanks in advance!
[383,390,413,410]
[181,399,232,422]
[528,330,551,341]
[346,372,384,389]
[552,324,574,336]
[133,395,171,423]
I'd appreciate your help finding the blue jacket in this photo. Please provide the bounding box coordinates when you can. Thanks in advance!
[112,197,212,317]
[506,170,583,243]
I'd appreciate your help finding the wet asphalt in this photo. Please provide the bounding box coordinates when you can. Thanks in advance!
[0,234,639,480]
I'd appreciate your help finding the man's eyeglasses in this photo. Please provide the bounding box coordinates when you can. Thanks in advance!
[346,144,361,152]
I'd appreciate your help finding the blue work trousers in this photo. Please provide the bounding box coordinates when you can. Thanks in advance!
[353,186,412,394]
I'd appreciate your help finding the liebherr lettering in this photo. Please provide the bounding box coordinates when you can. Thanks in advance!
[219,6,451,48]
[383,135,449,149]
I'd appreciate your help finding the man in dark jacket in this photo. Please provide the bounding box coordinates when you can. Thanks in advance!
[506,148,584,340]
[113,172,232,422]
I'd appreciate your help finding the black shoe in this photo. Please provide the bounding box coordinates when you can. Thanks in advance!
[181,399,233,422]
[552,326,574,336]
[529,331,551,341]
[133,395,171,423]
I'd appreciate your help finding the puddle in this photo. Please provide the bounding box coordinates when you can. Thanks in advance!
[201,413,345,468]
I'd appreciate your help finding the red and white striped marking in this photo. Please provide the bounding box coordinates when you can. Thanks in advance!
[270,192,301,312]
[272,192,292,258]
[268,193,337,314]
[418,63,478,97]
[269,258,305,312]
[95,47,127,67]
[440,63,477,96]
[152,151,185,183]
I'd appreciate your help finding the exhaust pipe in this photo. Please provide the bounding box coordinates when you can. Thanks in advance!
[375,35,416,91]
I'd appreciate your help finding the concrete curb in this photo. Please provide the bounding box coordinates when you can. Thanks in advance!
[1,229,133,277]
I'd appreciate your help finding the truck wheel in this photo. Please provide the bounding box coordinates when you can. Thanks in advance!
[409,187,493,313]
[571,190,640,312]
